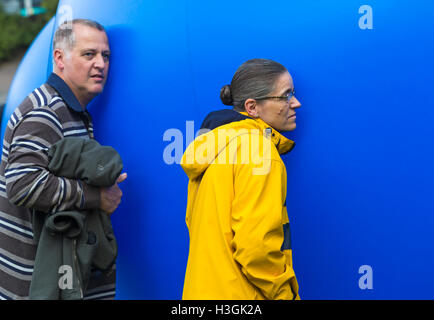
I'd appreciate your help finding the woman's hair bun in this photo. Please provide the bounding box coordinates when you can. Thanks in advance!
[220,84,233,106]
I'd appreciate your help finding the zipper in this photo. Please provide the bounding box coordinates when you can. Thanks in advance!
[73,239,83,299]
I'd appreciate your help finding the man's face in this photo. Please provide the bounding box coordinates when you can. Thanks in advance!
[57,24,110,106]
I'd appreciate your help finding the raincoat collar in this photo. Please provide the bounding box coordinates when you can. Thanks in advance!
[181,109,295,180]
[199,109,295,155]
[238,111,295,155]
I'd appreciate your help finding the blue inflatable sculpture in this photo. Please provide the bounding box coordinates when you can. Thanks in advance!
[2,0,434,299]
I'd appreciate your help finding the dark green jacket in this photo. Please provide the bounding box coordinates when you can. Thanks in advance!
[29,138,123,300]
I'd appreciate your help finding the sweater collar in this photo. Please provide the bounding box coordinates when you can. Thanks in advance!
[46,73,84,113]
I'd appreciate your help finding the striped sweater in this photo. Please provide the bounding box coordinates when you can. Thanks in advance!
[0,73,116,300]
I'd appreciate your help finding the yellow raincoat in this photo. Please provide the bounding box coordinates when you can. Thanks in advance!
[181,109,300,300]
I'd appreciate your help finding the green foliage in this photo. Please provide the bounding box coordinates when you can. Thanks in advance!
[0,0,59,62]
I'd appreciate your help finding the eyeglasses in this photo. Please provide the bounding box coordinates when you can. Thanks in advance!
[254,89,296,103]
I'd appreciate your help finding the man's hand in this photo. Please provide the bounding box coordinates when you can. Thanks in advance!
[100,173,127,215]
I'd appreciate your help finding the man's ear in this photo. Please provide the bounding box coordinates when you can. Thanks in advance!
[244,98,259,118]
[53,48,65,71]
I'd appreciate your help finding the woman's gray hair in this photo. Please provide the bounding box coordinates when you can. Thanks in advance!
[220,59,288,112]
[52,19,105,67]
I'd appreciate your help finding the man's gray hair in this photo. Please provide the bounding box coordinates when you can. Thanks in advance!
[52,19,106,67]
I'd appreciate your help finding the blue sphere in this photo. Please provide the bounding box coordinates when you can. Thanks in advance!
[2,0,434,299]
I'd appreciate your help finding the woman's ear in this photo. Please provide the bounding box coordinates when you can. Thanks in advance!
[244,98,259,118]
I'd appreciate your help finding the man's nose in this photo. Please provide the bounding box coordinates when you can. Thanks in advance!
[94,53,106,70]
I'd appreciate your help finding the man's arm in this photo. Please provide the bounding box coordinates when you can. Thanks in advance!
[5,106,100,213]
[231,159,297,300]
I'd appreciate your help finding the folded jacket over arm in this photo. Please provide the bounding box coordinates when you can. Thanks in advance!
[29,137,123,300]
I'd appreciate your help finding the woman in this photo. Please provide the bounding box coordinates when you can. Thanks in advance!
[181,59,301,300]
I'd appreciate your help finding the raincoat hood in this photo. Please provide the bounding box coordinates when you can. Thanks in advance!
[181,109,295,180]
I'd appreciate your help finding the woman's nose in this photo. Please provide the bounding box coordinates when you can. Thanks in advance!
[291,97,301,109]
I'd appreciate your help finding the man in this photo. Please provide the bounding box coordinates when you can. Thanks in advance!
[0,19,126,300]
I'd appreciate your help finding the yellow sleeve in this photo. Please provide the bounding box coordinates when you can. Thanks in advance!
[231,159,297,300]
